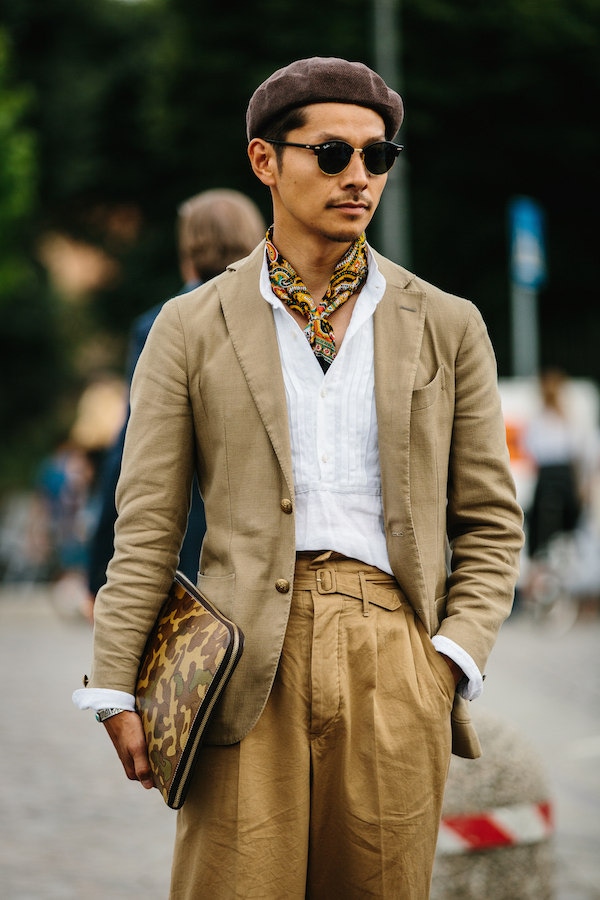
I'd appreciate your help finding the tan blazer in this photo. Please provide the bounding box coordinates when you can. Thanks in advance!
[91,242,524,758]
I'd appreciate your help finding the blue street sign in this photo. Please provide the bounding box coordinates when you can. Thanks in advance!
[509,196,547,289]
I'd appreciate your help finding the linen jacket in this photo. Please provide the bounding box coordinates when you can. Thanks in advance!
[90,241,524,758]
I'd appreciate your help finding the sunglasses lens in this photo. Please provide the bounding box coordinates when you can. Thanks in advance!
[317,142,354,175]
[316,141,401,175]
[363,142,400,175]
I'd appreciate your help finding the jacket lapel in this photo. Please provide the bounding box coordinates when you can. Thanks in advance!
[217,243,294,496]
[372,251,430,619]
[372,253,426,455]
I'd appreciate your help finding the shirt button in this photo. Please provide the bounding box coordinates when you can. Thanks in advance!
[280,498,293,514]
[275,579,290,593]
[321,454,328,463]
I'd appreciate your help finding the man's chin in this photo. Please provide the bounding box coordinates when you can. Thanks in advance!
[320,226,366,244]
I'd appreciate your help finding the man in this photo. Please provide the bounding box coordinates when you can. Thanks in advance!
[74,58,524,898]
[85,189,266,605]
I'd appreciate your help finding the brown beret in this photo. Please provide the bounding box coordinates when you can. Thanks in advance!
[246,57,404,142]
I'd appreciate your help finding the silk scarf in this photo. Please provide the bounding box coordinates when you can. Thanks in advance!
[266,227,368,371]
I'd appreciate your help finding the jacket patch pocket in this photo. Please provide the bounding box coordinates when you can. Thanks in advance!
[411,365,445,411]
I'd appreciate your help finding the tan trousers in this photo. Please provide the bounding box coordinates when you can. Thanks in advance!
[170,553,454,899]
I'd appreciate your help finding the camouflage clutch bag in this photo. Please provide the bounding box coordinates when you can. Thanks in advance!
[136,570,244,809]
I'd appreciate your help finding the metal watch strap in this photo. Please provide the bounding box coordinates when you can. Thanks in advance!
[95,707,126,723]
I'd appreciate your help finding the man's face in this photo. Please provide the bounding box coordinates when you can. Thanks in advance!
[266,102,389,250]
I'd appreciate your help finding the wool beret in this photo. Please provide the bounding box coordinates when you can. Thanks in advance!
[246,57,404,141]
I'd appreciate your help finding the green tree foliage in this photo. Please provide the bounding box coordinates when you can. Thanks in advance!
[1,0,160,219]
[0,0,170,332]
[0,29,64,490]
[402,0,600,372]
[0,0,598,492]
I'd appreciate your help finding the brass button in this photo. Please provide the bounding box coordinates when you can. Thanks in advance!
[280,498,293,514]
[275,579,290,594]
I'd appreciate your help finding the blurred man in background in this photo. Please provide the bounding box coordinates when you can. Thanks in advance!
[85,189,266,616]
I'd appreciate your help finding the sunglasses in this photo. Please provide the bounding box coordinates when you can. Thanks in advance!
[265,139,404,176]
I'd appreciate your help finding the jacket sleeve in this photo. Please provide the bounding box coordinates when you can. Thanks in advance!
[436,302,524,675]
[89,298,196,693]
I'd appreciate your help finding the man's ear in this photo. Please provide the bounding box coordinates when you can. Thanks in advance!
[248,138,278,186]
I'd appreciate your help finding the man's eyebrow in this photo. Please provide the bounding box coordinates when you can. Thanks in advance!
[312,132,387,144]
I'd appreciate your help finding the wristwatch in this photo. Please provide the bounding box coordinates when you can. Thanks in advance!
[95,707,126,723]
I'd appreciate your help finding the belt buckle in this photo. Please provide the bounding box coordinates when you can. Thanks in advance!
[315,568,337,594]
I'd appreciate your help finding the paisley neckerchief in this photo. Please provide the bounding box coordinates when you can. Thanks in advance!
[266,227,368,371]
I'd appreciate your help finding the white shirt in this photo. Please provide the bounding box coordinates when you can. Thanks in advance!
[73,248,481,715]
[262,247,392,572]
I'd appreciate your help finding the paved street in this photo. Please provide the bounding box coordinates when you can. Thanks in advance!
[480,604,600,900]
[1,585,599,899]
[0,585,174,900]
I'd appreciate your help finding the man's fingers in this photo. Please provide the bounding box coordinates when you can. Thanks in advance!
[103,711,155,790]
[132,747,155,790]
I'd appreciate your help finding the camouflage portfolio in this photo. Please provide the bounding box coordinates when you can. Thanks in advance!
[136,570,245,808]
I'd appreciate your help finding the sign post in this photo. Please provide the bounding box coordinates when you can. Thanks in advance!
[373,0,410,266]
[509,196,546,377]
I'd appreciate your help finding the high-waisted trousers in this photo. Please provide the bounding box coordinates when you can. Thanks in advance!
[170,552,454,899]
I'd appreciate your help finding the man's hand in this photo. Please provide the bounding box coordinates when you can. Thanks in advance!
[438,653,464,689]
[103,711,155,790]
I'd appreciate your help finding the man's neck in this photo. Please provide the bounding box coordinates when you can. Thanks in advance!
[270,230,355,299]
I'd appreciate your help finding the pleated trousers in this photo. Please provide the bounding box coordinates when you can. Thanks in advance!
[170,553,454,899]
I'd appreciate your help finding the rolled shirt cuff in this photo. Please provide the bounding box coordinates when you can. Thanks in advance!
[72,688,136,712]
[431,635,483,700]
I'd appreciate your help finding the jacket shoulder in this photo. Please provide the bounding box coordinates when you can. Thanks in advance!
[372,249,483,332]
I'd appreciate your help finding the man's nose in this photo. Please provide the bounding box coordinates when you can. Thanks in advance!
[340,149,370,186]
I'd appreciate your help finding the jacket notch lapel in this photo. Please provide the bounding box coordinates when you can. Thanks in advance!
[373,256,431,624]
[218,245,294,495]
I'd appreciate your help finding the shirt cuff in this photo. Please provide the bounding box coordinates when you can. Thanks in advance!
[72,688,136,712]
[431,635,483,700]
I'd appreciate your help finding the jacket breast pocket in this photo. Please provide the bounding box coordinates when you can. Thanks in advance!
[411,365,445,411]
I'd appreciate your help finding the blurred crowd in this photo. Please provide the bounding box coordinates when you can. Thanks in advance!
[517,368,600,616]
[0,376,126,615]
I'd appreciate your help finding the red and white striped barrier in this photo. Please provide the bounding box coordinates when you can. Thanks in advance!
[437,800,554,855]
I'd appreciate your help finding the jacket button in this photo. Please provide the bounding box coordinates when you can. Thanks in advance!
[275,579,290,593]
[280,498,293,514]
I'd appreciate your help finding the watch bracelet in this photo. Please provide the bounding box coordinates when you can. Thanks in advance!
[95,707,126,723]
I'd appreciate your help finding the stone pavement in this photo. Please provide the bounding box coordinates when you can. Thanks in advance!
[0,586,174,900]
[476,606,600,900]
[0,585,599,899]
